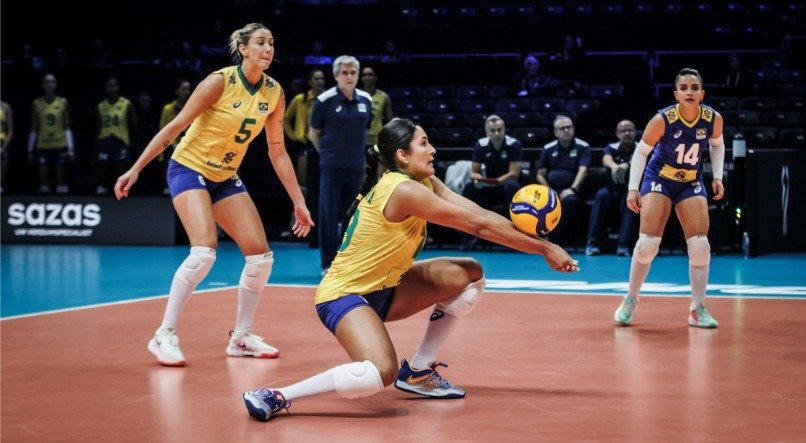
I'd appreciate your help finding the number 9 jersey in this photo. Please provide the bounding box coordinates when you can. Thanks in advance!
[173,65,282,181]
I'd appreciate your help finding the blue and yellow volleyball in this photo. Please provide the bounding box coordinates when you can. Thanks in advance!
[509,184,562,237]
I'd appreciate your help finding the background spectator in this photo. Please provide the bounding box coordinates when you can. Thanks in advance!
[585,119,639,256]
[535,115,590,247]
[459,115,523,251]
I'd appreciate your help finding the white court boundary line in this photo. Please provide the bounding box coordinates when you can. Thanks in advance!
[2,283,804,321]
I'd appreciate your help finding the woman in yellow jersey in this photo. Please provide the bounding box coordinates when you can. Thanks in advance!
[114,23,314,367]
[281,68,325,236]
[94,76,136,194]
[243,118,578,421]
[157,78,193,194]
[27,73,74,194]
[283,68,325,190]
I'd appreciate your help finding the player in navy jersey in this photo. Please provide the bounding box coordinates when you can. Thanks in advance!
[614,68,725,328]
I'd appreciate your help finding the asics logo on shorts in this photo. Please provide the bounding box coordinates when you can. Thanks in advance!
[198,175,206,186]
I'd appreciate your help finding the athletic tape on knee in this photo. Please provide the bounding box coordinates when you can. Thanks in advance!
[686,235,711,267]
[333,360,384,399]
[175,246,216,286]
[239,251,274,292]
[436,277,486,318]
[633,234,660,265]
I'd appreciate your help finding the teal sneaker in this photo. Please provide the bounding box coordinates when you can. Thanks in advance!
[689,304,718,328]
[614,296,638,325]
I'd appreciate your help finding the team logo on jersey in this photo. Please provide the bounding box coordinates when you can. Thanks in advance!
[696,128,707,139]
[664,107,679,124]
[673,130,682,138]
[701,107,713,122]
[233,100,242,109]
[335,105,343,113]
[223,151,238,164]
[358,103,367,113]
[258,102,269,114]
[228,74,237,85]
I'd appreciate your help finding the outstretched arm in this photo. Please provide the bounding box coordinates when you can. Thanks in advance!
[390,176,579,272]
[265,89,313,237]
[115,72,222,199]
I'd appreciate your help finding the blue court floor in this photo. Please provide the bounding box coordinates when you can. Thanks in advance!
[2,241,804,319]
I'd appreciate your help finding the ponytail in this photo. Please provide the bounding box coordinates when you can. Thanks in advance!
[344,146,384,223]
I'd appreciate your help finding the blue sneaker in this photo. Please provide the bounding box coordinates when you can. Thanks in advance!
[243,388,291,422]
[394,359,465,399]
[616,245,631,257]
[585,244,601,256]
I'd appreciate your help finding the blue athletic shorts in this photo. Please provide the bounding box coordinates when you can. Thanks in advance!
[36,148,69,166]
[640,171,706,205]
[96,136,130,163]
[166,159,247,203]
[316,288,395,334]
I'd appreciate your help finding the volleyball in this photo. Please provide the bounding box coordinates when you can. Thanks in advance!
[509,184,562,237]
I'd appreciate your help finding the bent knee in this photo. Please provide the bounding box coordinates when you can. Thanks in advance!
[371,357,401,387]
[686,235,710,267]
[633,233,660,264]
[453,257,484,283]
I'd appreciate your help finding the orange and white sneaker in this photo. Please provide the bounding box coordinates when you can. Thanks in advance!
[226,329,280,358]
[689,304,718,328]
[148,328,186,367]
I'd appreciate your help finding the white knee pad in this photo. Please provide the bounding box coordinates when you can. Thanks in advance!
[239,251,274,292]
[333,360,384,399]
[687,235,711,267]
[175,246,216,285]
[633,234,661,265]
[436,277,486,318]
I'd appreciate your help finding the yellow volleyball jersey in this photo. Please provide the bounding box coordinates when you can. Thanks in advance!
[315,171,432,304]
[172,65,282,181]
[365,89,388,146]
[160,100,185,145]
[97,97,132,144]
[0,102,7,144]
[283,90,316,143]
[33,97,68,149]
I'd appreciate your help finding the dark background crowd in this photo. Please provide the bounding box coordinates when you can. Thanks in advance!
[1,0,803,247]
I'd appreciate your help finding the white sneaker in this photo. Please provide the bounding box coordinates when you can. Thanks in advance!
[148,328,186,366]
[689,304,719,328]
[226,329,280,358]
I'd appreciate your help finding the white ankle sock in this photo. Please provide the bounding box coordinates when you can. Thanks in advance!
[410,309,460,370]
[689,264,709,309]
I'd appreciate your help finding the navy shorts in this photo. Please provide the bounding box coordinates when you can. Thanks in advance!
[166,159,247,203]
[96,136,130,163]
[640,171,706,205]
[316,288,395,334]
[36,148,69,166]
